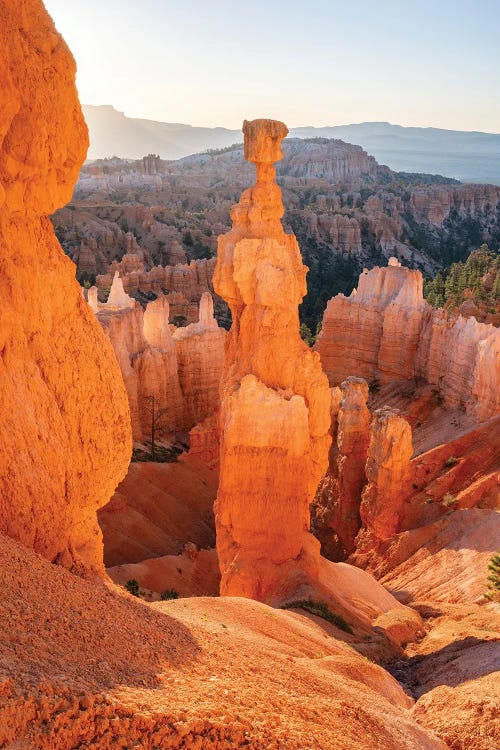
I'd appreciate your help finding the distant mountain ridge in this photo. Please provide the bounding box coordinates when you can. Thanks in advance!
[83,105,500,184]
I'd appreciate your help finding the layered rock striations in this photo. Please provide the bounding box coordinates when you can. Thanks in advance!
[360,407,414,541]
[312,379,371,560]
[172,293,226,427]
[278,137,384,181]
[0,0,131,575]
[315,261,500,421]
[331,378,371,554]
[213,119,332,600]
[410,183,500,227]
[94,286,225,440]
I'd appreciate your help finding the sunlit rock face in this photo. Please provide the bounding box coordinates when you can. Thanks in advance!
[213,119,332,601]
[315,263,500,421]
[95,292,225,440]
[360,407,413,541]
[330,377,371,557]
[0,0,132,575]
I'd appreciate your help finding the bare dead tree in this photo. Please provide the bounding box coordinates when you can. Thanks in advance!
[143,395,170,460]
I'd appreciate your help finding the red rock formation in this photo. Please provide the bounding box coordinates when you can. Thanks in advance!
[303,211,362,256]
[188,412,220,468]
[97,257,217,324]
[0,0,131,575]
[360,407,413,541]
[418,312,500,421]
[172,293,226,426]
[280,137,383,181]
[95,291,225,440]
[334,377,371,553]
[312,378,371,560]
[410,183,500,226]
[315,262,500,421]
[213,119,332,600]
[97,301,184,439]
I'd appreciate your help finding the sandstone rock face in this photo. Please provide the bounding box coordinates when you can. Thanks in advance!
[97,257,217,324]
[95,292,225,440]
[97,303,183,439]
[360,407,413,541]
[188,412,220,469]
[172,293,226,427]
[315,263,500,421]
[312,379,371,560]
[106,270,135,309]
[410,183,500,226]
[303,211,362,256]
[0,0,131,575]
[334,378,371,554]
[213,119,333,601]
[279,137,383,181]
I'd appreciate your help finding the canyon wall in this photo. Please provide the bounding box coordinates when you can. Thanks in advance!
[94,279,225,440]
[278,138,383,181]
[315,260,500,421]
[410,183,500,226]
[213,119,332,601]
[360,407,414,540]
[0,0,131,575]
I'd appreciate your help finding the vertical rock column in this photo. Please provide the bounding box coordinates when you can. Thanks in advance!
[360,406,413,540]
[334,377,371,555]
[311,378,370,561]
[213,119,331,601]
[0,0,131,575]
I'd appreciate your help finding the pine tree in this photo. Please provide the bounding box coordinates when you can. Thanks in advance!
[485,551,500,601]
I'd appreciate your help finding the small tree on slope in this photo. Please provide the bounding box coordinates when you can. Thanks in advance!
[485,551,500,602]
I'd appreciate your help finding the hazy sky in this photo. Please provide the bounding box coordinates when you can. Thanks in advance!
[44,0,499,132]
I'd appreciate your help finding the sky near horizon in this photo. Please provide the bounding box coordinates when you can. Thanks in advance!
[44,0,500,133]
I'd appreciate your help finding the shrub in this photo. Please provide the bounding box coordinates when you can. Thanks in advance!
[282,599,353,634]
[299,323,314,347]
[485,552,500,602]
[442,493,458,507]
[444,456,459,468]
[125,579,140,597]
[131,445,181,463]
[160,589,179,601]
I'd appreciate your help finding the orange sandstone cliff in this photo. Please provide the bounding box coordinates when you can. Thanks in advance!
[315,260,500,421]
[0,0,131,575]
[94,280,225,440]
[213,119,332,600]
[312,378,371,560]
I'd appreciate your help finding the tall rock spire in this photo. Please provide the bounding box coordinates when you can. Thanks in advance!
[213,119,332,601]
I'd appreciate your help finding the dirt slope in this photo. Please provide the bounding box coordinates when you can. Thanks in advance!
[0,532,445,750]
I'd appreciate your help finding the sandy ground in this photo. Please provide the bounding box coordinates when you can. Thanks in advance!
[0,532,445,750]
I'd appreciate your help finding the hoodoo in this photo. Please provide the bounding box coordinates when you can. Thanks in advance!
[213,119,333,600]
[0,0,131,575]
[315,262,500,421]
[95,291,225,440]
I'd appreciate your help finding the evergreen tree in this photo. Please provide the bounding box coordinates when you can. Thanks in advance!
[425,245,499,312]
[485,551,500,602]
